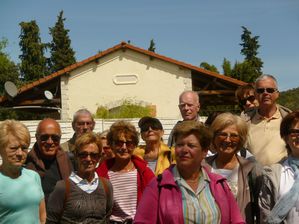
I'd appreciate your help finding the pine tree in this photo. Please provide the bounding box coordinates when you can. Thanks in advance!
[240,26,263,81]
[19,20,47,81]
[49,10,76,73]
[148,39,156,52]
[222,58,232,76]
[200,62,219,73]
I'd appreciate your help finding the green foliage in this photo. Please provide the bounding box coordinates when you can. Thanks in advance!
[49,10,76,73]
[95,100,152,119]
[222,58,232,76]
[278,87,299,111]
[200,62,219,73]
[0,38,20,94]
[19,20,48,81]
[148,39,156,52]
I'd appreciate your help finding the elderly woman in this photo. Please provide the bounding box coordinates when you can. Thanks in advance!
[134,120,244,224]
[46,132,113,223]
[205,112,261,223]
[96,120,154,223]
[134,116,174,175]
[259,110,299,223]
[235,83,259,112]
[0,120,46,223]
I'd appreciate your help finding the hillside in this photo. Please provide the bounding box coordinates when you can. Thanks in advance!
[278,87,299,111]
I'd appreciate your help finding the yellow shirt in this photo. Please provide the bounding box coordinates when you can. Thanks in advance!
[246,108,287,166]
[133,142,175,175]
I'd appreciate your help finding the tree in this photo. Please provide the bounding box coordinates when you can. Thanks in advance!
[0,38,20,94]
[49,10,76,73]
[148,39,156,52]
[200,62,219,73]
[19,20,48,81]
[239,26,263,81]
[222,58,232,76]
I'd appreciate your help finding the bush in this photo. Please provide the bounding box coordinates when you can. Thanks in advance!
[95,100,153,119]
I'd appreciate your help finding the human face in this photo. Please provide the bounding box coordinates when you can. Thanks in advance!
[287,121,299,158]
[36,120,61,159]
[240,90,259,111]
[77,143,100,175]
[255,78,279,108]
[141,126,164,143]
[179,93,200,121]
[112,133,135,160]
[175,134,207,170]
[1,135,28,168]
[213,125,240,156]
[73,114,95,138]
[101,138,114,160]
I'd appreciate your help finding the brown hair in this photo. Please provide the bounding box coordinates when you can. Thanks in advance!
[280,110,299,153]
[107,120,139,147]
[74,132,102,155]
[173,120,212,150]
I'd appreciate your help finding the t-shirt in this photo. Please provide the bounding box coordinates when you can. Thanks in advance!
[0,168,44,224]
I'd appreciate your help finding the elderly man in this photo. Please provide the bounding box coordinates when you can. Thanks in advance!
[167,90,200,147]
[61,109,95,153]
[25,118,72,203]
[242,74,291,165]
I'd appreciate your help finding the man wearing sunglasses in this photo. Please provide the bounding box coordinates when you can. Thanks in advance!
[241,74,292,166]
[26,118,73,204]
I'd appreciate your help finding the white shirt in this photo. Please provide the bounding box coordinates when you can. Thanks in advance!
[69,171,99,194]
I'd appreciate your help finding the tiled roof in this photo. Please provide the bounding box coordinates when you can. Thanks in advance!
[0,42,246,102]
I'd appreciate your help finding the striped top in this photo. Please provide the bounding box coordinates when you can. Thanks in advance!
[108,169,138,222]
[173,166,221,224]
[69,171,99,193]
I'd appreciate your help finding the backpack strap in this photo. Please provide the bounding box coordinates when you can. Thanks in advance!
[59,178,71,221]
[99,176,111,214]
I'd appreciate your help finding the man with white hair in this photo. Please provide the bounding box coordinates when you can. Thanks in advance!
[242,74,291,165]
[167,90,200,147]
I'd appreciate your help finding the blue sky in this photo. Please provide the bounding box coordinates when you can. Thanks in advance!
[1,0,298,90]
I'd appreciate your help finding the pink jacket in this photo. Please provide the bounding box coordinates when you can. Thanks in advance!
[134,165,245,224]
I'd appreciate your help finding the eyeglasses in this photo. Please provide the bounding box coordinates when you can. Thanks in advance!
[39,134,61,143]
[140,125,161,132]
[216,132,240,141]
[240,95,256,106]
[289,129,299,137]
[77,152,100,160]
[114,140,135,148]
[256,88,278,94]
[76,121,93,126]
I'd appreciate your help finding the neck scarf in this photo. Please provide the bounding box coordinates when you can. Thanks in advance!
[267,157,299,223]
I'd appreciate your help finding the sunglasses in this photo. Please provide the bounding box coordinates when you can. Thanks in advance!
[289,129,299,137]
[77,152,100,160]
[256,88,278,94]
[216,132,240,141]
[140,125,161,132]
[114,140,135,148]
[39,134,61,143]
[240,95,256,106]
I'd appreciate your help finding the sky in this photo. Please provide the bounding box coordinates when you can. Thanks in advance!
[1,0,298,91]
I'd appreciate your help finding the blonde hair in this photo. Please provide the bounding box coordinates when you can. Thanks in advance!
[0,120,30,150]
[74,132,102,155]
[210,112,248,150]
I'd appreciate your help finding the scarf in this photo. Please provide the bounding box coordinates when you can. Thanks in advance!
[267,157,299,223]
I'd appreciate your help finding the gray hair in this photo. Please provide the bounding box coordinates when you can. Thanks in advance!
[72,109,94,123]
[179,90,200,104]
[255,74,278,88]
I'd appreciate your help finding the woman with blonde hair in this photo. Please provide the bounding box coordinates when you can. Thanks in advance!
[206,112,261,223]
[0,120,46,223]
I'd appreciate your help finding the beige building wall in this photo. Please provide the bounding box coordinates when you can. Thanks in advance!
[62,49,192,120]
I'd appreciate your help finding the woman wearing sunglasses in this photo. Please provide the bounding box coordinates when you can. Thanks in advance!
[96,120,155,224]
[46,132,113,223]
[0,120,46,224]
[235,84,259,112]
[134,117,174,176]
[259,111,299,223]
[205,112,262,224]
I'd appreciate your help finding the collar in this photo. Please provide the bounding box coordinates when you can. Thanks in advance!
[255,106,281,121]
[69,171,99,185]
[172,165,210,183]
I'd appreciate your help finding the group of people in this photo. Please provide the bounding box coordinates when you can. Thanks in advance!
[0,73,298,224]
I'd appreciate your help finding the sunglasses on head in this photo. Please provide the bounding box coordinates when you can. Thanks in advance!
[77,152,100,160]
[39,134,61,143]
[240,95,256,106]
[114,140,135,148]
[256,88,278,94]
